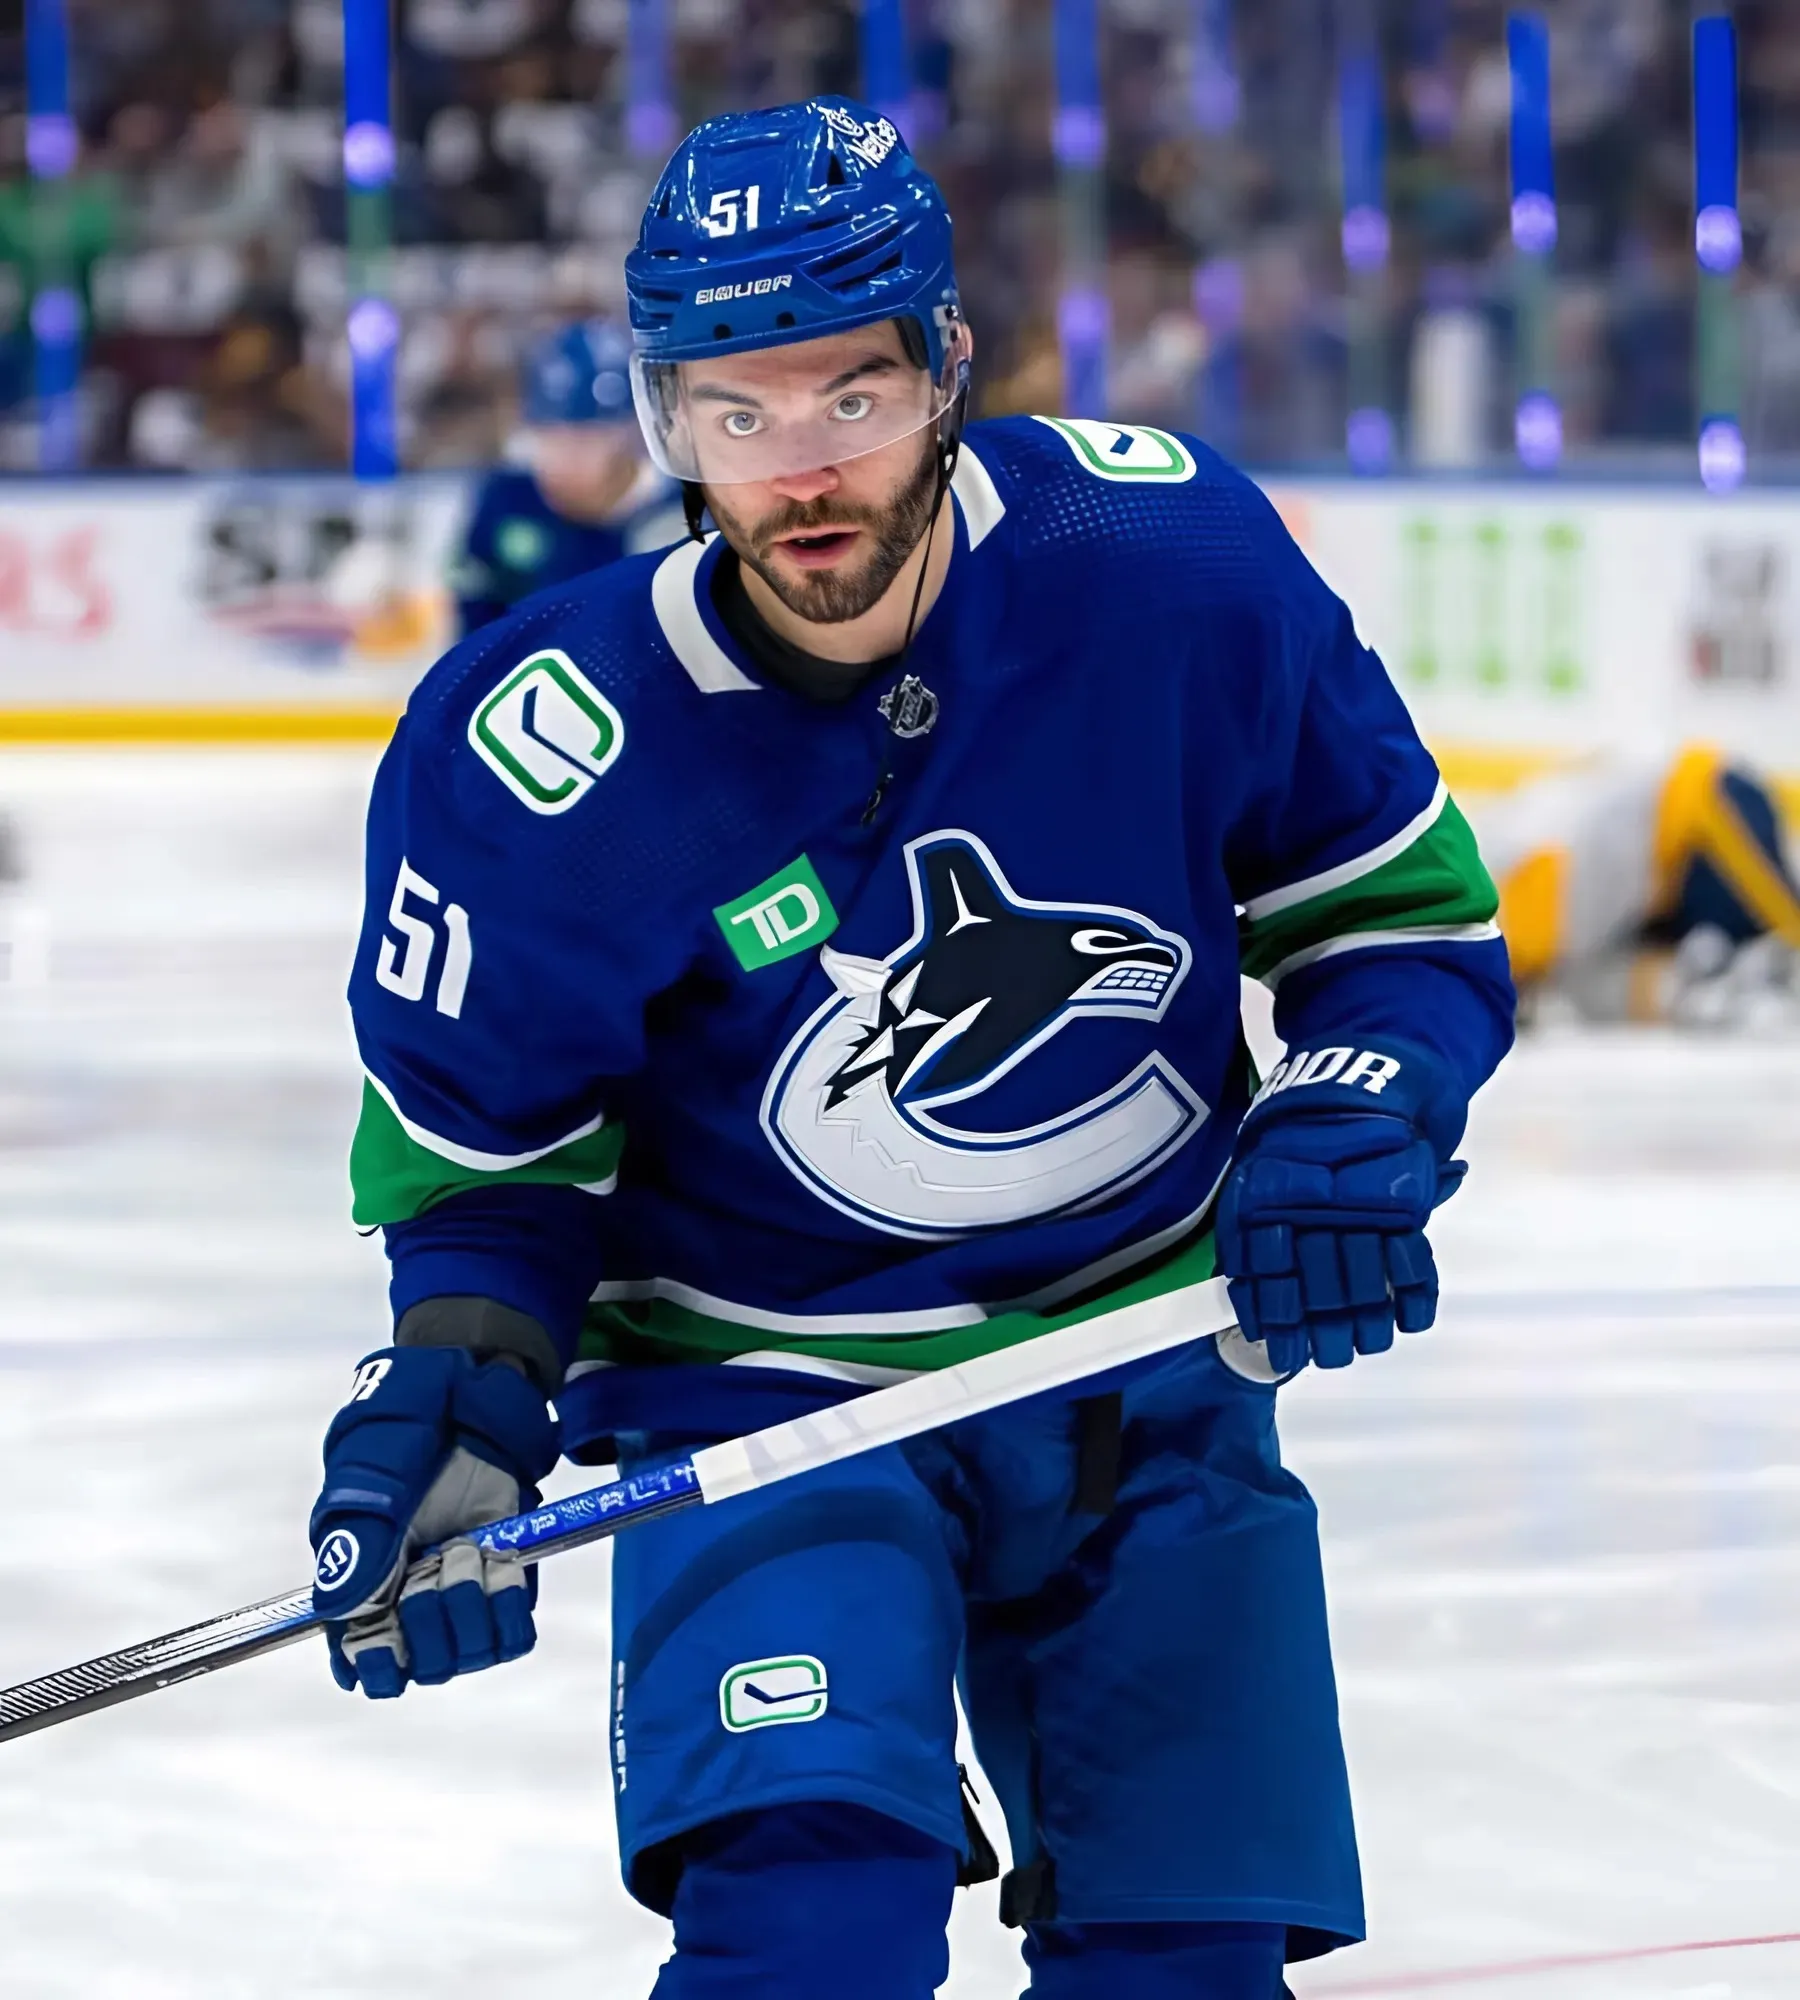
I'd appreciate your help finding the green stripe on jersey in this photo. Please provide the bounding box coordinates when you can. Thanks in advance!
[349,1080,625,1226]
[576,1230,1220,1375]
[1240,794,1498,984]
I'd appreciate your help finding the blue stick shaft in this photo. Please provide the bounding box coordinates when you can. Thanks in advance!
[472,1457,705,1559]
[0,1461,708,1744]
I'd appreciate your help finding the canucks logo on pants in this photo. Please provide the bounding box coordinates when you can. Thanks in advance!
[761,832,1206,1238]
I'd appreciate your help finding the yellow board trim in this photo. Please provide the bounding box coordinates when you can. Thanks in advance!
[1431,744,1800,823]
[0,708,402,746]
[1431,745,1585,793]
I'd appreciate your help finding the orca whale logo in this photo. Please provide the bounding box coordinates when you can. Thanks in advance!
[762,832,1207,1238]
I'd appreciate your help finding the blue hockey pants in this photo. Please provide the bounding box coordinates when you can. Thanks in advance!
[613,1338,1359,1994]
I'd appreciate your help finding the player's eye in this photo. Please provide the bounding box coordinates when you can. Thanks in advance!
[832,392,874,423]
[721,410,764,438]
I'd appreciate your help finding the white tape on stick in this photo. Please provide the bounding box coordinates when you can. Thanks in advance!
[691,1275,1237,1505]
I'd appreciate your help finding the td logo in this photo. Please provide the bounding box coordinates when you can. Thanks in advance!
[468,649,625,814]
[714,856,839,971]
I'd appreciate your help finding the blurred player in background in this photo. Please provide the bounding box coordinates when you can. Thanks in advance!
[1475,744,1800,1029]
[451,318,685,635]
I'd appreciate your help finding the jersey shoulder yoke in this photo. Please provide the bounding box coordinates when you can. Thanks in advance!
[965,414,1306,605]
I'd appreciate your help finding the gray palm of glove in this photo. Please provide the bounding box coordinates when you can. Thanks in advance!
[332,1447,534,1696]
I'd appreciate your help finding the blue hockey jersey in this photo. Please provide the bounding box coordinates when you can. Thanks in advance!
[353,417,1512,1455]
[452,465,686,637]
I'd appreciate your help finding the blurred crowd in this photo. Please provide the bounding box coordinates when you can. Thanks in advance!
[0,0,1797,474]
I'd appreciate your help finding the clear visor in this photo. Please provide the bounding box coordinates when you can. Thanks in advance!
[631,323,970,485]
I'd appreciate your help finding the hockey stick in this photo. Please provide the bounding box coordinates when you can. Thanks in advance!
[0,1275,1237,1747]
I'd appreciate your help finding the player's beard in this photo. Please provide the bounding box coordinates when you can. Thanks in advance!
[705,435,942,626]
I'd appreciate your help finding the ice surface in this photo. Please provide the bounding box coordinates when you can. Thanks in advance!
[2,752,1799,1998]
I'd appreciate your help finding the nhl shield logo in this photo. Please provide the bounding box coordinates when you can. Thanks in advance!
[760,831,1208,1238]
[877,674,940,740]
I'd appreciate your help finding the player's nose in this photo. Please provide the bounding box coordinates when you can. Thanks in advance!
[767,465,842,505]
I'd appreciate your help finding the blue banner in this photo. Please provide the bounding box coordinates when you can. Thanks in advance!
[1693,15,1739,273]
[1506,15,1552,201]
[1694,15,1738,218]
[862,0,911,134]
[1053,0,1104,166]
[25,0,79,470]
[628,0,676,161]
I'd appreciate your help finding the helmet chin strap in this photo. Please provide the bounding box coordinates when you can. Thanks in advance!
[893,383,967,663]
[855,381,969,827]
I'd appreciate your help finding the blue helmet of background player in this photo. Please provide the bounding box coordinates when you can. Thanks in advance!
[520,319,637,430]
[623,97,970,487]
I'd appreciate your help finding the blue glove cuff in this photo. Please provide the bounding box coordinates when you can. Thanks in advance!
[1244,1034,1468,1163]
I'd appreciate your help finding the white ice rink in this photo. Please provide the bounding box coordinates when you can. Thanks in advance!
[3,751,1800,1999]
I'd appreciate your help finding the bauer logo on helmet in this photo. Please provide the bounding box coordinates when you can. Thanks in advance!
[694,276,794,307]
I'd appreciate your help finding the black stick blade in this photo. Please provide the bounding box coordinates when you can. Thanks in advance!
[1,1590,321,1744]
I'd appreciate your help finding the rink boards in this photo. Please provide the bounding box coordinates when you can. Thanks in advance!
[0,470,1798,794]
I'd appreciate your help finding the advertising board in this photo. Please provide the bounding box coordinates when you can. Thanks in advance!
[0,473,1796,785]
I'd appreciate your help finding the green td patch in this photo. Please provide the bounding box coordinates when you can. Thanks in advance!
[714,856,838,971]
[719,1655,829,1732]
[1035,415,1197,483]
[468,649,624,815]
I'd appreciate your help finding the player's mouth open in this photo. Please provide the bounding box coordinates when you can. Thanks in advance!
[775,528,861,568]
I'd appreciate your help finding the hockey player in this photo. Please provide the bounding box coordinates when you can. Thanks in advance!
[1474,743,1800,1027]
[452,316,684,635]
[310,101,1514,1998]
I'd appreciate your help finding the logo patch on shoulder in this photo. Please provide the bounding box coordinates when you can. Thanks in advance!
[469,649,624,815]
[720,1655,829,1732]
[715,857,839,971]
[1034,416,1197,483]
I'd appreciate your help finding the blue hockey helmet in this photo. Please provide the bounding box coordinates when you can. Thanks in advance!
[624,98,968,484]
[521,319,637,428]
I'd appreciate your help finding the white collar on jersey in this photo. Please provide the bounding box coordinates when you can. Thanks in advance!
[651,441,1007,697]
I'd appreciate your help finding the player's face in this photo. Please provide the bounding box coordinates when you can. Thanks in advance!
[693,324,945,626]
[526,424,642,523]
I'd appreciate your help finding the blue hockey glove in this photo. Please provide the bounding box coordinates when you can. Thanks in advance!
[1216,1040,1468,1377]
[308,1345,559,1699]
